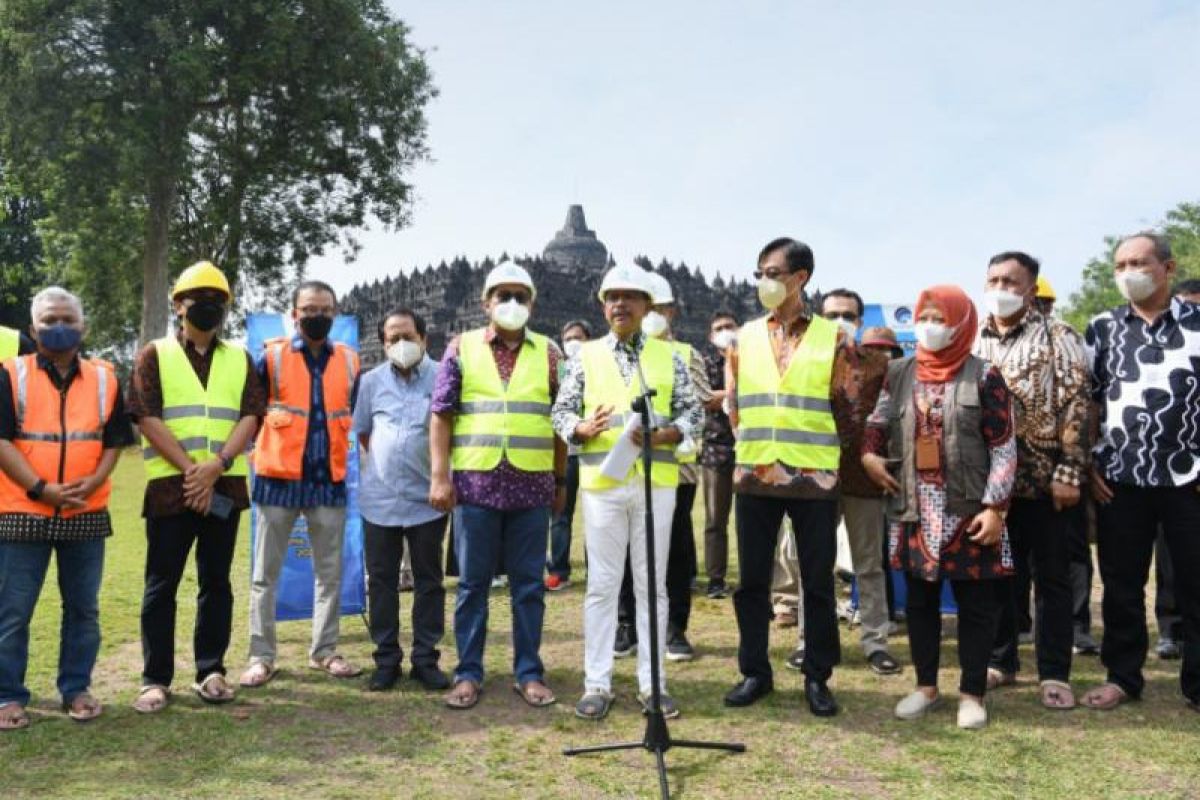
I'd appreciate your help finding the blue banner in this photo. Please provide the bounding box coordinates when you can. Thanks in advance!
[245,313,366,621]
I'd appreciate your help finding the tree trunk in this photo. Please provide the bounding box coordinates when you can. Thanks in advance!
[139,173,177,345]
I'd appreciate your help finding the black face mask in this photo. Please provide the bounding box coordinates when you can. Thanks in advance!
[298,315,333,341]
[185,300,226,332]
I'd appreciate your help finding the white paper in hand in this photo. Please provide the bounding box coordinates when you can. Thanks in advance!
[599,413,643,482]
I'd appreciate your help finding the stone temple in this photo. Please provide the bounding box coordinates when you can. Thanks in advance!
[341,205,759,365]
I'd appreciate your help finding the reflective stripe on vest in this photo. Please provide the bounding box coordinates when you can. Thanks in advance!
[0,326,18,361]
[253,338,359,482]
[578,337,679,491]
[142,338,249,478]
[451,328,555,472]
[735,315,840,469]
[0,354,118,517]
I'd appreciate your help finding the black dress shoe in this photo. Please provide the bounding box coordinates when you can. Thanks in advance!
[724,676,774,707]
[410,664,451,691]
[804,678,839,717]
[368,666,401,692]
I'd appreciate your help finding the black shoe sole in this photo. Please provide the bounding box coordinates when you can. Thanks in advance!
[724,687,773,707]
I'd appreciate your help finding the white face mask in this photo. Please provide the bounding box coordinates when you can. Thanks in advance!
[1116,270,1158,303]
[563,339,583,359]
[641,311,669,338]
[491,299,530,331]
[835,318,858,340]
[915,321,956,352]
[386,339,423,369]
[757,277,788,310]
[984,289,1026,319]
[711,329,736,351]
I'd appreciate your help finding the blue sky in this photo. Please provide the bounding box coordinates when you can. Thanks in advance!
[308,1,1200,307]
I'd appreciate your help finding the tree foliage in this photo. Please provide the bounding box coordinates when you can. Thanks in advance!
[1063,202,1200,331]
[0,161,52,330]
[0,0,435,349]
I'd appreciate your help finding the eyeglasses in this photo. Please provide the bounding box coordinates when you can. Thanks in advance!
[823,312,858,323]
[495,290,531,304]
[752,268,790,281]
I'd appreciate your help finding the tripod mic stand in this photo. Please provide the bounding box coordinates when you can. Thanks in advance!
[564,352,744,800]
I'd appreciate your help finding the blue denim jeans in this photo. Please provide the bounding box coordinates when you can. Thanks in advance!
[0,538,105,706]
[452,503,549,685]
[546,455,579,579]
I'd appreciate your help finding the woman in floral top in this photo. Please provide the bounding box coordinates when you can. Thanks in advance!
[862,284,1016,730]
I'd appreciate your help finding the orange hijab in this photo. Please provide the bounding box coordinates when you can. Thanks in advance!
[914,285,977,383]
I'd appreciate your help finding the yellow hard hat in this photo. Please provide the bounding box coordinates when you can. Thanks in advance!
[172,260,232,300]
[1035,275,1056,300]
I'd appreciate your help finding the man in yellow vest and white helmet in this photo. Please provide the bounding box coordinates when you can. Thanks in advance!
[128,261,265,713]
[722,238,853,718]
[430,259,567,711]
[612,270,712,663]
[551,264,702,720]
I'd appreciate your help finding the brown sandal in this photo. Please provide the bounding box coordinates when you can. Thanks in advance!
[239,661,279,688]
[1081,682,1129,711]
[309,654,362,679]
[132,685,170,714]
[0,702,30,732]
[512,680,557,708]
[63,692,103,722]
[192,673,236,705]
[444,679,482,710]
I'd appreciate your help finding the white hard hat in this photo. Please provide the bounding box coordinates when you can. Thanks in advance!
[597,264,653,303]
[644,271,674,305]
[481,260,536,301]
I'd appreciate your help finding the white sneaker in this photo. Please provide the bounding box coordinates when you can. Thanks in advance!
[894,690,940,720]
[957,697,988,729]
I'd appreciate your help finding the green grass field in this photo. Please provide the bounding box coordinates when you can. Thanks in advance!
[3,454,1198,799]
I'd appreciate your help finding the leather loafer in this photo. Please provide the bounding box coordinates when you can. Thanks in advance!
[410,664,451,691]
[804,678,839,717]
[367,666,400,692]
[724,676,774,707]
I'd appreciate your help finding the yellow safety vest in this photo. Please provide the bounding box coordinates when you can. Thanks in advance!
[734,315,840,469]
[0,326,19,361]
[578,337,679,490]
[451,328,555,472]
[142,337,249,479]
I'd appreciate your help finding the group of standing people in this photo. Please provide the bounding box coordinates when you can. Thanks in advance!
[0,230,1197,734]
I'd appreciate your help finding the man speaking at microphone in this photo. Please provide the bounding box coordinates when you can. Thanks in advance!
[551,264,701,721]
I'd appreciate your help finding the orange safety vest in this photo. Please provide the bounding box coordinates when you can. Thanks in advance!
[0,354,118,517]
[253,337,359,482]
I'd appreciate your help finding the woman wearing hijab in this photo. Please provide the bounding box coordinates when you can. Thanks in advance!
[861,285,1016,729]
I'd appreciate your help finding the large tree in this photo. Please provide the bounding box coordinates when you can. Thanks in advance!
[1063,202,1200,331]
[0,161,51,330]
[0,0,434,346]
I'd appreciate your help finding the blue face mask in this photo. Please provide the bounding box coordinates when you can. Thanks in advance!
[37,324,83,353]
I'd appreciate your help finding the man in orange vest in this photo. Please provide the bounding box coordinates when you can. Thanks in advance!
[240,280,362,688]
[0,287,134,731]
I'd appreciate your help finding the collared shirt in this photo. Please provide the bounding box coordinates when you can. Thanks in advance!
[431,326,564,511]
[353,356,443,527]
[252,334,359,509]
[1084,297,1200,488]
[724,302,855,500]
[974,306,1091,498]
[0,352,137,543]
[699,344,735,470]
[550,330,704,465]
[128,332,267,519]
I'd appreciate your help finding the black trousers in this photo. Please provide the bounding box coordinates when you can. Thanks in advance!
[990,496,1074,681]
[1154,529,1183,642]
[140,511,240,687]
[1097,482,1200,701]
[702,466,733,584]
[1065,504,1094,638]
[364,515,447,670]
[619,482,698,636]
[733,493,840,682]
[907,574,999,697]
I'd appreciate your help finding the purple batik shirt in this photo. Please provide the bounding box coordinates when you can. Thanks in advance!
[431,327,562,511]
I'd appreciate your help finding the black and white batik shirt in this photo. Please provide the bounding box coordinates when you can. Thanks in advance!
[1084,296,1200,488]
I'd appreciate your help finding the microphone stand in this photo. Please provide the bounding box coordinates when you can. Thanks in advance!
[564,340,744,800]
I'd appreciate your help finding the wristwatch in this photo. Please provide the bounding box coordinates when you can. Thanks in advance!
[220,454,235,472]
[26,479,47,501]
